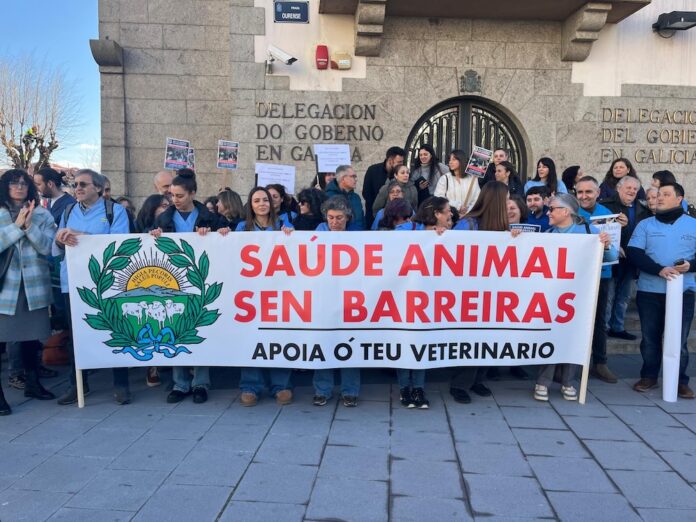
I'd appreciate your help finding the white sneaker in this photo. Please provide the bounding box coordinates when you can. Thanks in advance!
[561,385,578,401]
[534,384,549,402]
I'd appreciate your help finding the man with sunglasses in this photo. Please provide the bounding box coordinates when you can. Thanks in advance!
[53,169,132,406]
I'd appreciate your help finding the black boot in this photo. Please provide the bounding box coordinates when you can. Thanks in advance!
[24,370,55,400]
[0,385,10,415]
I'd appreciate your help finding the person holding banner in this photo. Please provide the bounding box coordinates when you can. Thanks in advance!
[401,196,452,232]
[292,188,327,231]
[534,194,617,402]
[326,166,365,230]
[310,197,362,407]
[523,157,567,196]
[377,199,414,231]
[0,170,58,415]
[266,184,298,226]
[434,149,480,217]
[627,182,696,399]
[575,176,620,383]
[151,169,225,404]
[237,187,294,406]
[601,176,651,342]
[507,195,527,225]
[54,169,133,406]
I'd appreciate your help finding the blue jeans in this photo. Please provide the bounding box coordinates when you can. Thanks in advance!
[239,368,292,396]
[637,290,694,385]
[397,369,425,388]
[7,342,22,378]
[172,367,210,393]
[605,268,634,332]
[313,368,361,397]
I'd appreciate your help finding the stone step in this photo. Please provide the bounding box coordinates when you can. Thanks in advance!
[607,331,696,354]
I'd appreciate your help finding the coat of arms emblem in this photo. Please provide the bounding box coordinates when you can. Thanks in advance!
[460,70,482,93]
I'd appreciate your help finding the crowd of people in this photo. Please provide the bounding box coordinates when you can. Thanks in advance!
[0,144,694,416]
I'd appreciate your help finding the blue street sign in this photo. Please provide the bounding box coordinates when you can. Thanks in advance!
[274,1,309,23]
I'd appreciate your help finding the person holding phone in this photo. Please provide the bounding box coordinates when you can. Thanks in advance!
[627,182,696,399]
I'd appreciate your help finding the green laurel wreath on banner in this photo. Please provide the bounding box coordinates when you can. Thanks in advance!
[153,237,223,344]
[76,237,143,348]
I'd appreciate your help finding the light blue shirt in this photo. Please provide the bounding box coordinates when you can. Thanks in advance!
[235,218,286,232]
[57,200,129,292]
[172,208,199,233]
[547,222,619,268]
[578,203,613,279]
[628,214,696,293]
[523,179,568,195]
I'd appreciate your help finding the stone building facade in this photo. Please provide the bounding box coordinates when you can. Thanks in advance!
[93,0,696,203]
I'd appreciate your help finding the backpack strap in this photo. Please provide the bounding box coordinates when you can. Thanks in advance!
[584,222,591,234]
[62,200,114,227]
[62,203,76,226]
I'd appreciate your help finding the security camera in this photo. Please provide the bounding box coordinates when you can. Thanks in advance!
[266,45,297,74]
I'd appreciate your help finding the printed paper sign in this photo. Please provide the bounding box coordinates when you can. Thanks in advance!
[589,214,621,266]
[164,138,190,170]
[217,140,239,170]
[510,224,541,233]
[313,144,351,173]
[67,232,602,370]
[255,163,296,195]
[465,146,493,178]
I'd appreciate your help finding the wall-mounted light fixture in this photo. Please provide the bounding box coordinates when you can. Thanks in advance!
[653,11,696,38]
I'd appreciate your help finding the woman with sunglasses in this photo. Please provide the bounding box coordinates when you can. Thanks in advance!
[292,188,327,231]
[0,170,57,415]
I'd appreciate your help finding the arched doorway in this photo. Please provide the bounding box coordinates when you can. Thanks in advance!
[405,97,528,180]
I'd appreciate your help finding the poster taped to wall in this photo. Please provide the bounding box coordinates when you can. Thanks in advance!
[217,140,239,170]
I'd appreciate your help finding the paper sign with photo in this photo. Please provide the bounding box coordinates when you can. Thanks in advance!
[510,223,541,233]
[589,214,621,266]
[164,138,190,170]
[256,163,296,195]
[465,146,493,178]
[218,140,239,170]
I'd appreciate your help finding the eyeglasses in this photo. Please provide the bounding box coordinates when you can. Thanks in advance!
[547,206,566,212]
[9,181,28,188]
[299,200,309,205]
[75,181,94,188]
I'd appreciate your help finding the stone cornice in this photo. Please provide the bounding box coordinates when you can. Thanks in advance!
[561,2,613,62]
[354,0,386,57]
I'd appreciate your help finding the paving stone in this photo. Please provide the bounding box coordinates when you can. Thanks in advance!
[550,393,613,417]
[233,462,316,504]
[0,404,55,439]
[590,383,656,406]
[254,433,326,465]
[674,413,696,432]
[11,454,109,494]
[318,445,389,481]
[653,397,696,414]
[146,413,218,440]
[451,419,518,445]
[12,417,101,451]
[464,475,554,518]
[631,425,696,452]
[608,470,696,509]
[0,489,72,521]
[169,395,233,415]
[198,423,268,452]
[0,442,54,479]
[356,383,391,401]
[66,469,168,511]
[491,389,549,409]
[547,492,641,522]
[391,496,473,521]
[327,419,390,448]
[513,429,590,458]
[219,501,306,522]
[132,483,232,521]
[584,440,670,472]
[501,406,566,429]
[638,507,696,521]
[333,397,390,420]
[391,406,450,433]
[564,415,639,441]
[167,446,252,486]
[445,401,508,422]
[108,435,196,472]
[391,460,463,499]
[219,401,280,427]
[526,456,615,493]
[305,476,388,522]
[390,429,456,462]
[658,451,696,483]
[455,442,533,477]
[59,427,146,459]
[608,404,682,428]
[47,507,134,521]
[96,407,168,430]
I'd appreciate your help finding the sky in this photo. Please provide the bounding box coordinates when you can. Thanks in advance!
[1,0,100,169]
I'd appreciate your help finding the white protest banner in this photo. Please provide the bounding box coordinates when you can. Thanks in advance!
[465,146,492,177]
[313,144,351,173]
[67,231,602,372]
[256,162,296,194]
[589,214,620,265]
[217,140,239,169]
[164,138,190,170]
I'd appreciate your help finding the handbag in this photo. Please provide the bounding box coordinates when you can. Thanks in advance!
[0,246,14,291]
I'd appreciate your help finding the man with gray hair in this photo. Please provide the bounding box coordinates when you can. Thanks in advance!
[154,170,173,196]
[601,175,651,341]
[54,168,132,406]
[325,165,365,230]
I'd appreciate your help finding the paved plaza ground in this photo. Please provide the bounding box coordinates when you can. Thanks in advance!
[1,355,695,521]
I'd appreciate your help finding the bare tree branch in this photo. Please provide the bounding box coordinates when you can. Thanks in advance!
[0,54,81,170]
